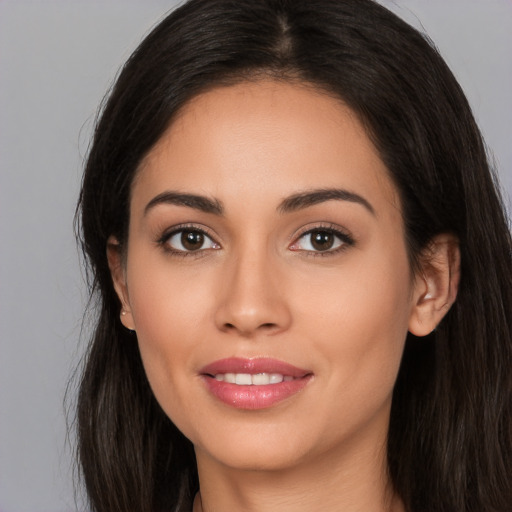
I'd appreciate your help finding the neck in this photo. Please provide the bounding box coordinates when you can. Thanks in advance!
[193,435,404,512]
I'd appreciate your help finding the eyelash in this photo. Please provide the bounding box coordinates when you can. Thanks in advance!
[157,224,219,258]
[289,224,355,257]
[156,223,355,257]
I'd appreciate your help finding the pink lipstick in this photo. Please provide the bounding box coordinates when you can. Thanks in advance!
[200,357,312,410]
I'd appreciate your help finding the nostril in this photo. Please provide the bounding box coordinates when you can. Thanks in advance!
[221,321,277,333]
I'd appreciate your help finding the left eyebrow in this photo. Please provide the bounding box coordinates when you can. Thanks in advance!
[277,188,375,215]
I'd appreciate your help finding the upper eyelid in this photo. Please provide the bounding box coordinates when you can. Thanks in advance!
[291,222,353,241]
[289,224,355,253]
[156,222,354,250]
[157,223,219,243]
[157,225,221,257]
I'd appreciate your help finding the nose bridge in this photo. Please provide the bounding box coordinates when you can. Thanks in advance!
[215,239,291,336]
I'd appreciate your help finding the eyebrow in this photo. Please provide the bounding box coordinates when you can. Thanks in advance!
[144,191,224,216]
[277,188,375,215]
[144,187,374,217]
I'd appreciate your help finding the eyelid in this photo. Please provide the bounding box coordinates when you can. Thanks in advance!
[288,223,355,254]
[155,222,354,256]
[157,223,221,254]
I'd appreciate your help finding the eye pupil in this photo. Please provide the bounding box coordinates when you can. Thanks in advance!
[311,231,334,251]
[181,230,204,251]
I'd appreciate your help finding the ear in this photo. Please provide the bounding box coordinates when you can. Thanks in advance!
[408,233,460,336]
[106,235,135,331]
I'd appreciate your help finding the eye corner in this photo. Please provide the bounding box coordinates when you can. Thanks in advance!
[289,224,355,256]
[156,224,221,256]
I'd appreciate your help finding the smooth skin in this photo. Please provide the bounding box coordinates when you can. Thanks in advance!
[108,81,459,512]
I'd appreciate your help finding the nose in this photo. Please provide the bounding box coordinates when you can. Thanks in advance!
[214,249,292,337]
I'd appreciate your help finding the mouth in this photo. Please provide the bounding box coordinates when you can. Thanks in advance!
[199,357,312,410]
[211,372,296,385]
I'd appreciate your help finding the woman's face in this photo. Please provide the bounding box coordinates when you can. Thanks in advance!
[112,81,427,474]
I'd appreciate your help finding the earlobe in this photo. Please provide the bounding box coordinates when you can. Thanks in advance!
[106,236,136,331]
[408,233,460,336]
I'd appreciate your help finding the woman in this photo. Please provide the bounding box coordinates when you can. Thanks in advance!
[75,1,512,511]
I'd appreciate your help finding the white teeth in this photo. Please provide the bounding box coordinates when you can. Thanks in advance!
[235,373,252,385]
[269,373,284,384]
[252,373,270,385]
[224,373,236,384]
[213,372,293,385]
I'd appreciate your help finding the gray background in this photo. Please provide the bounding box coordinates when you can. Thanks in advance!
[0,1,510,511]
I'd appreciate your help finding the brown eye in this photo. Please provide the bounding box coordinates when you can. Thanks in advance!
[289,227,352,254]
[310,231,335,251]
[181,230,204,251]
[164,228,219,253]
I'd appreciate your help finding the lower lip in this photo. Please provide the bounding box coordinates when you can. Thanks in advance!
[202,375,311,410]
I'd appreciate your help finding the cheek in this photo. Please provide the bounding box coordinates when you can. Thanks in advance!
[124,253,216,405]
[126,243,217,335]
[130,273,209,337]
[294,248,412,394]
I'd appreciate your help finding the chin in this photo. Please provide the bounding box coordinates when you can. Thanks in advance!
[200,442,307,472]
[190,419,315,472]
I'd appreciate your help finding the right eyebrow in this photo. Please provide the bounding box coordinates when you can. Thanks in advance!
[144,191,224,216]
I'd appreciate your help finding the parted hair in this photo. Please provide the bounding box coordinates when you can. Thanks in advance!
[75,1,512,510]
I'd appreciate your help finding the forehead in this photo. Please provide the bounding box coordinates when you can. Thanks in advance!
[133,80,400,216]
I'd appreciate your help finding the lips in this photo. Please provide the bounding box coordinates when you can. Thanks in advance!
[200,357,312,410]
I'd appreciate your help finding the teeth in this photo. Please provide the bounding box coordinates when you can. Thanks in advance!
[235,373,252,385]
[269,373,283,384]
[224,373,236,384]
[213,373,293,385]
[252,373,270,385]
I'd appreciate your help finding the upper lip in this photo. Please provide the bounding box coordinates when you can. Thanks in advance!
[200,357,311,378]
